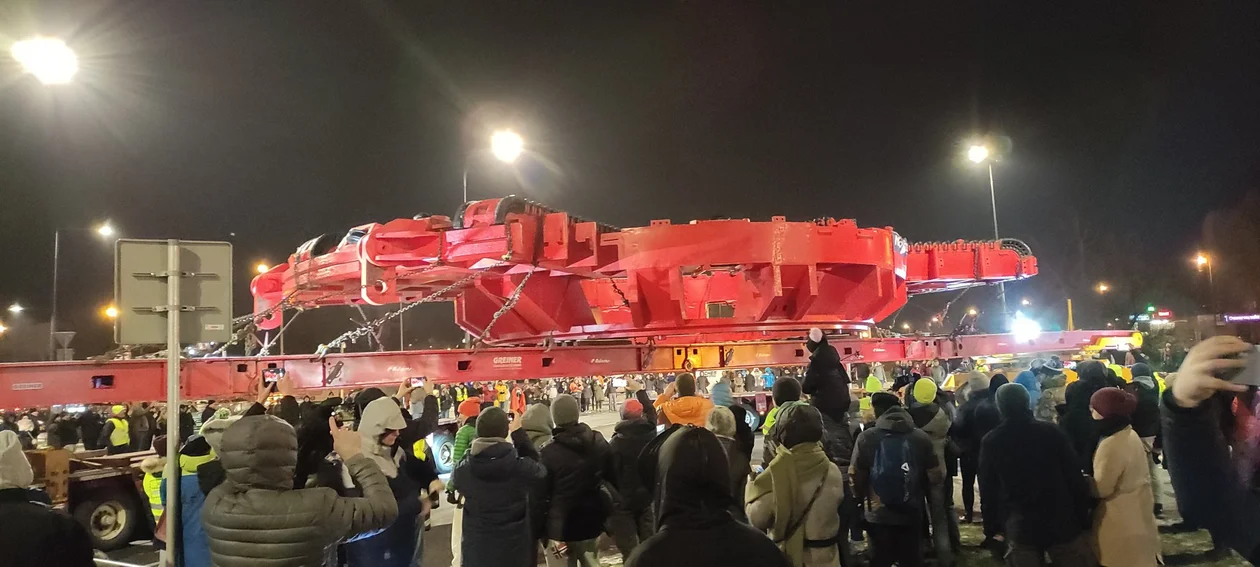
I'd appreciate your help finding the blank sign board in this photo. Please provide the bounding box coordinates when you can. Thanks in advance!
[115,239,233,345]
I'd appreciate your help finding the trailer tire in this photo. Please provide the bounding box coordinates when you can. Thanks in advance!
[431,430,456,475]
[73,494,138,551]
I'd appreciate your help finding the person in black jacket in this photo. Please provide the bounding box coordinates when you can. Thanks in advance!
[607,399,658,559]
[979,384,1094,566]
[801,328,852,422]
[624,426,790,567]
[453,407,547,567]
[949,374,1006,524]
[0,430,95,567]
[1127,362,1163,516]
[1059,361,1109,474]
[1162,335,1260,563]
[540,394,613,566]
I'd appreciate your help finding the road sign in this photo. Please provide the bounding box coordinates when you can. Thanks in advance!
[52,331,75,348]
[114,239,233,345]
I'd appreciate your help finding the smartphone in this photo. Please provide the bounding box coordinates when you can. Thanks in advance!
[1228,346,1260,387]
[263,367,285,385]
[410,377,426,388]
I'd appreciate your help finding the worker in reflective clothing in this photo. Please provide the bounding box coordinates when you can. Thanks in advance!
[454,384,468,402]
[98,405,132,455]
[140,455,165,523]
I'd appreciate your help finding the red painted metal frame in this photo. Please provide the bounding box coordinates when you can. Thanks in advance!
[1,330,1135,408]
[251,198,1037,344]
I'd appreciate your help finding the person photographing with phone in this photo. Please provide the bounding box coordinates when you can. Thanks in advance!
[1162,335,1260,564]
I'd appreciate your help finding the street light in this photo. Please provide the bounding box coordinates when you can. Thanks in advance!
[463,129,525,204]
[901,322,911,331]
[103,305,119,319]
[1194,252,1215,311]
[51,223,118,359]
[1096,282,1110,294]
[7,303,23,314]
[965,140,1007,316]
[10,36,78,85]
[256,263,270,274]
[967,307,979,317]
[0,323,7,334]
[1021,298,1031,306]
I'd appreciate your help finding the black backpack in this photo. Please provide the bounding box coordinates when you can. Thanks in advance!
[870,430,922,512]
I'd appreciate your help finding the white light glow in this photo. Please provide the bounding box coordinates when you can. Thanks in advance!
[11,37,78,85]
[1010,312,1042,343]
[967,145,990,164]
[7,304,22,314]
[96,224,115,237]
[490,130,524,163]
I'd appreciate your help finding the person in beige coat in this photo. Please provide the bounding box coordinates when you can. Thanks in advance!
[1089,387,1160,567]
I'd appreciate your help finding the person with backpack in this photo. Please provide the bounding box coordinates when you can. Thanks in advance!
[979,383,1094,566]
[849,392,941,567]
[747,404,844,567]
[607,399,658,559]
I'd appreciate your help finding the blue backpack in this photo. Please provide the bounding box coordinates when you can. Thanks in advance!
[870,431,922,512]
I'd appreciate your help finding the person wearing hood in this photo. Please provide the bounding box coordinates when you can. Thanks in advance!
[747,404,845,567]
[540,394,613,566]
[344,397,424,567]
[1013,369,1042,414]
[1089,387,1160,567]
[653,373,714,427]
[269,395,302,429]
[801,328,853,423]
[0,430,95,566]
[979,383,1094,567]
[627,380,657,426]
[1060,360,1109,474]
[522,402,555,449]
[763,377,804,437]
[608,399,660,559]
[706,406,752,519]
[907,378,959,564]
[1127,362,1163,516]
[202,414,399,567]
[710,374,734,408]
[953,370,989,407]
[625,427,790,567]
[452,406,547,567]
[99,404,132,455]
[949,373,1006,524]
[850,393,941,567]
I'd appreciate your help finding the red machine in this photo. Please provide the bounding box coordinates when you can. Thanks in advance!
[2,196,1135,407]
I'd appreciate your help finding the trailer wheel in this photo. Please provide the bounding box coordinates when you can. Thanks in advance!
[74,494,138,551]
[431,430,456,475]
[740,402,762,431]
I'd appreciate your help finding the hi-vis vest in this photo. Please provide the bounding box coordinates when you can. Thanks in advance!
[143,473,163,521]
[108,418,130,447]
[454,386,468,402]
[179,453,216,474]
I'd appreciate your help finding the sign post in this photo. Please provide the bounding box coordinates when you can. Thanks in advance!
[115,239,231,565]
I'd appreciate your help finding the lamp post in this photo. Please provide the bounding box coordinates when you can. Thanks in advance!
[1195,253,1215,312]
[50,223,116,360]
[462,129,524,203]
[968,143,1007,317]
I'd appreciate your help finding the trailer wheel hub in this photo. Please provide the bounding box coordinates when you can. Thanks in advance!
[90,501,128,541]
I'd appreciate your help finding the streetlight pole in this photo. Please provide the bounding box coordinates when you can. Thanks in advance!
[987,161,1008,317]
[49,230,60,360]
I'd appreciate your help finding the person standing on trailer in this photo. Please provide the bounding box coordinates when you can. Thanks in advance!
[98,405,132,455]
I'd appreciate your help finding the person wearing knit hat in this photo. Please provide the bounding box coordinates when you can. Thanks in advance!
[705,406,751,521]
[870,391,901,418]
[653,373,714,427]
[475,406,511,439]
[539,393,613,564]
[912,377,939,406]
[907,376,958,563]
[801,328,853,424]
[976,383,1095,565]
[762,376,804,436]
[1089,386,1160,567]
[607,397,657,558]
[99,404,132,455]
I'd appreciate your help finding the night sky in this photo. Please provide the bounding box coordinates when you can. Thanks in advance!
[2,2,1258,357]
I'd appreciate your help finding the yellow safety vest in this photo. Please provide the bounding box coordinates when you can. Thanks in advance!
[179,452,216,475]
[455,386,467,402]
[108,418,130,447]
[143,472,163,522]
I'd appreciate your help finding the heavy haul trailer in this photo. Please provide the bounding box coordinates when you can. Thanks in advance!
[1,197,1139,549]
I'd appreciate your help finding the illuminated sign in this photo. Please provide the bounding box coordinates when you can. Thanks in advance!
[1225,313,1260,323]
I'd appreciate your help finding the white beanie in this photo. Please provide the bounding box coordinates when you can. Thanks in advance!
[808,328,824,343]
[0,430,34,490]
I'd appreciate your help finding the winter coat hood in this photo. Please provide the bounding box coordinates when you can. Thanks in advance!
[988,374,1010,396]
[709,381,733,407]
[219,415,298,491]
[1014,371,1042,409]
[874,406,916,433]
[0,430,34,490]
[358,397,407,478]
[521,403,554,448]
[551,421,601,453]
[659,394,714,427]
[615,418,657,439]
[655,426,734,528]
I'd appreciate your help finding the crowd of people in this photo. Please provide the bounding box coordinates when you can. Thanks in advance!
[3,332,1260,566]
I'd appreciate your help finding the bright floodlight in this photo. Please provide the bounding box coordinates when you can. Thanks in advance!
[967,144,990,164]
[967,307,979,316]
[1011,312,1042,343]
[104,305,119,319]
[7,304,22,314]
[901,322,911,330]
[1096,282,1110,293]
[490,129,524,163]
[11,37,78,85]
[1195,253,1209,268]
[256,263,270,274]
[1021,298,1031,306]
[0,323,7,334]
[96,223,115,237]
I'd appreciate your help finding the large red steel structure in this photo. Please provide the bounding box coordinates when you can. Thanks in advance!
[252,196,1037,344]
[2,197,1138,407]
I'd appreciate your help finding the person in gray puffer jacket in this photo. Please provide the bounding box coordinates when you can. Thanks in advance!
[201,415,399,567]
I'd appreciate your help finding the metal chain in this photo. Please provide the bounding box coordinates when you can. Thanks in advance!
[609,277,631,308]
[475,268,537,345]
[315,272,479,357]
